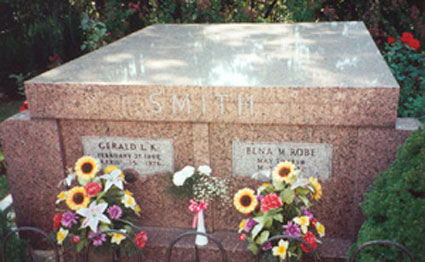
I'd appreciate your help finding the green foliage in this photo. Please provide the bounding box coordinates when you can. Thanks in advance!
[0,175,9,199]
[0,210,27,262]
[383,40,425,122]
[1,0,82,97]
[353,128,425,262]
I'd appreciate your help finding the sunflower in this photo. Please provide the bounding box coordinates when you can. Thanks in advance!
[309,177,322,200]
[66,187,90,210]
[75,156,100,180]
[272,162,295,183]
[234,188,258,214]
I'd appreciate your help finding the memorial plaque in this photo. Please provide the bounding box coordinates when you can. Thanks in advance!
[233,141,332,180]
[82,136,174,176]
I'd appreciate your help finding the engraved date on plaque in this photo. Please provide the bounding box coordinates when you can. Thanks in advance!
[82,136,173,176]
[232,141,332,180]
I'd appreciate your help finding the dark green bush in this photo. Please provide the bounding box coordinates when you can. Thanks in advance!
[353,127,425,262]
[0,0,82,98]
[0,210,27,262]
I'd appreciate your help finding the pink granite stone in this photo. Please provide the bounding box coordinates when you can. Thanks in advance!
[25,22,399,127]
[26,84,398,127]
[58,119,216,231]
[0,111,65,242]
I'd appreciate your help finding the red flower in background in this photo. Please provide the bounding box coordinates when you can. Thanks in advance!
[53,213,62,230]
[401,32,414,43]
[135,231,148,248]
[260,193,283,213]
[301,231,317,253]
[400,32,420,51]
[387,36,395,44]
[407,39,420,51]
[19,101,29,112]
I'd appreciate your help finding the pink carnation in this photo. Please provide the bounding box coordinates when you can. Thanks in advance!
[260,193,283,213]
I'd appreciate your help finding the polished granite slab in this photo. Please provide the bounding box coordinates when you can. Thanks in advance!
[29,22,397,88]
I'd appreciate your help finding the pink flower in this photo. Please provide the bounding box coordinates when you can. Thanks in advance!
[61,211,79,228]
[107,205,123,220]
[260,193,283,213]
[89,230,106,247]
[283,221,301,237]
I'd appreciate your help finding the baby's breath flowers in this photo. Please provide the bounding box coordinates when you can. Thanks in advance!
[169,165,229,206]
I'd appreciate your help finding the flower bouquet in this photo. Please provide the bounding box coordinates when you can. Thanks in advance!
[234,162,325,261]
[168,165,229,245]
[54,156,147,256]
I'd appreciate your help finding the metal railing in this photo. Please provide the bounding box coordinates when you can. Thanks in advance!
[166,231,228,262]
[348,240,417,262]
[1,227,419,262]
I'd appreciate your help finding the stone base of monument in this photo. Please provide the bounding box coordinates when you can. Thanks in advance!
[29,226,351,262]
[141,226,351,262]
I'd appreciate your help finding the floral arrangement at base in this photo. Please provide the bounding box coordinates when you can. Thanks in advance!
[234,162,325,261]
[168,165,229,245]
[54,156,147,254]
[168,165,230,205]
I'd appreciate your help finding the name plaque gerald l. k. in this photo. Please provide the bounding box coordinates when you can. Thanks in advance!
[232,141,332,181]
[82,136,174,176]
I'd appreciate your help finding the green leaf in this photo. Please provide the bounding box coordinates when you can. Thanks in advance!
[273,214,283,223]
[255,230,270,245]
[299,195,310,207]
[251,223,264,239]
[263,216,273,228]
[281,188,295,204]
[273,179,285,191]
[295,187,310,195]
[247,241,258,255]
[76,238,87,253]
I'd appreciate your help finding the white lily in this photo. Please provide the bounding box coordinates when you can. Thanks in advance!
[290,178,309,190]
[100,169,124,192]
[58,169,76,187]
[77,201,111,232]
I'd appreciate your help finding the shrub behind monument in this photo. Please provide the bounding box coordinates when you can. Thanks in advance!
[354,127,425,261]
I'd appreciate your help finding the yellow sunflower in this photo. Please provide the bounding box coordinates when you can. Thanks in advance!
[309,177,322,200]
[272,162,295,183]
[75,156,100,180]
[234,188,258,214]
[66,187,90,210]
